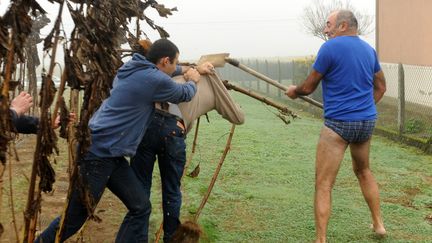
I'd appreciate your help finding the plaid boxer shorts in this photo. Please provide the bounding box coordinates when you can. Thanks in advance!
[324,118,376,143]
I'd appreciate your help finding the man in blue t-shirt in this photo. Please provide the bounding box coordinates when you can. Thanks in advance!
[285,10,387,243]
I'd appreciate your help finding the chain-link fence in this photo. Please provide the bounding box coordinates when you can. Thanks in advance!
[378,63,432,141]
[216,58,432,152]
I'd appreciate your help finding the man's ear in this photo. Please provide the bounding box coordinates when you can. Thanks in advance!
[157,57,168,67]
[339,21,348,31]
[162,57,170,65]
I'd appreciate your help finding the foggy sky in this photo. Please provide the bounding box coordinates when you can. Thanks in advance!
[1,0,376,60]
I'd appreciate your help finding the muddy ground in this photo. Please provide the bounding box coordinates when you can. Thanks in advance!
[1,135,128,243]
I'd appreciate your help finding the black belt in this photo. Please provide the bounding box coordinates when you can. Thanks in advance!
[154,109,186,130]
[154,108,180,120]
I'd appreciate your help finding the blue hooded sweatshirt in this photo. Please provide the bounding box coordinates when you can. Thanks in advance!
[88,53,196,157]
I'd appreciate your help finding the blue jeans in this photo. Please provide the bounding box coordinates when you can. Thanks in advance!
[35,153,151,243]
[130,111,186,242]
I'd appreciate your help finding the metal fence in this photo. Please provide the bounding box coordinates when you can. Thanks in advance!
[216,58,432,152]
[378,63,432,142]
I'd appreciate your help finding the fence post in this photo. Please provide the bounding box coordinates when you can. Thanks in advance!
[247,59,252,88]
[245,59,250,87]
[243,58,252,89]
[256,59,260,91]
[398,63,405,136]
[292,60,295,84]
[278,59,282,98]
[265,60,269,95]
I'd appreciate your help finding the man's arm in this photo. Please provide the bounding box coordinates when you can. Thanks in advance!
[9,91,39,134]
[179,62,215,75]
[285,69,323,99]
[154,68,201,104]
[10,91,33,116]
[10,109,39,134]
[373,70,386,104]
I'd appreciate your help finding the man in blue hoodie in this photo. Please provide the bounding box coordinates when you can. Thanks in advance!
[36,39,201,243]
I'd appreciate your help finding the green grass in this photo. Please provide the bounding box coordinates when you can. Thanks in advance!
[4,90,430,242]
[147,92,432,242]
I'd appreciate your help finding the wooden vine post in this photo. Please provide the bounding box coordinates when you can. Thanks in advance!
[0,30,15,240]
[23,2,65,241]
[194,124,236,221]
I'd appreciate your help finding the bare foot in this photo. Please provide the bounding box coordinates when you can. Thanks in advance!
[370,223,387,237]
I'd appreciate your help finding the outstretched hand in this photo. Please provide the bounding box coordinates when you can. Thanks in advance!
[285,85,298,99]
[10,91,33,116]
[196,61,215,75]
[184,68,201,84]
[52,112,77,129]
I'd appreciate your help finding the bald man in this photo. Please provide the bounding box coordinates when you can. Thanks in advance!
[286,10,386,242]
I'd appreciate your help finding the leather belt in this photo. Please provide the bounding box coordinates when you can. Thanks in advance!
[154,102,169,111]
[154,102,185,131]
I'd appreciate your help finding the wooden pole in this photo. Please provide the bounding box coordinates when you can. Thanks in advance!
[51,69,67,126]
[24,2,65,242]
[278,60,282,98]
[398,63,405,136]
[8,145,20,242]
[222,80,297,117]
[226,58,323,109]
[0,163,6,239]
[194,124,236,221]
[255,59,260,91]
[265,60,270,95]
[2,33,14,96]
[0,29,14,241]
[182,118,201,178]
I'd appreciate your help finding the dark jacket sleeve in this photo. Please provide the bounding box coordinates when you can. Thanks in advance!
[10,109,39,134]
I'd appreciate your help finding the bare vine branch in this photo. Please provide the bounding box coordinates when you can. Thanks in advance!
[301,0,374,41]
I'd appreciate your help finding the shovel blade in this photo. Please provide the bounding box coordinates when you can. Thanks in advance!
[197,53,230,67]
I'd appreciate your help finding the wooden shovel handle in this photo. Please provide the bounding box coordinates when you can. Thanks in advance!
[225,57,323,109]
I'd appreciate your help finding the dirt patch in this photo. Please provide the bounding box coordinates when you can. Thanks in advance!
[383,187,421,209]
[1,136,126,243]
[425,214,432,225]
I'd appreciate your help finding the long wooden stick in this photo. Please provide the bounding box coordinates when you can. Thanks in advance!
[194,124,236,221]
[24,2,65,242]
[225,58,324,109]
[154,217,164,243]
[0,163,5,239]
[8,144,19,242]
[182,117,201,178]
[0,29,14,239]
[56,91,79,242]
[23,126,42,242]
[222,80,298,117]
[2,34,14,96]
[51,70,67,126]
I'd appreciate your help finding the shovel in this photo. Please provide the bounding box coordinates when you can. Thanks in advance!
[198,53,323,109]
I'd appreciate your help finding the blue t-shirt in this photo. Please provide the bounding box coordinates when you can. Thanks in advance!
[313,36,381,121]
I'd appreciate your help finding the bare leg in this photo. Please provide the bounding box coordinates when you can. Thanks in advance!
[350,139,386,236]
[315,127,348,243]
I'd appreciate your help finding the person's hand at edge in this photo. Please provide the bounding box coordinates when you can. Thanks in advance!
[10,91,33,116]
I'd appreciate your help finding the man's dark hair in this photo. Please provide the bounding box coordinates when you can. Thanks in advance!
[146,39,179,64]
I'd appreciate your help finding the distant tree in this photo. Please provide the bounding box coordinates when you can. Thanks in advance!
[301,0,374,41]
